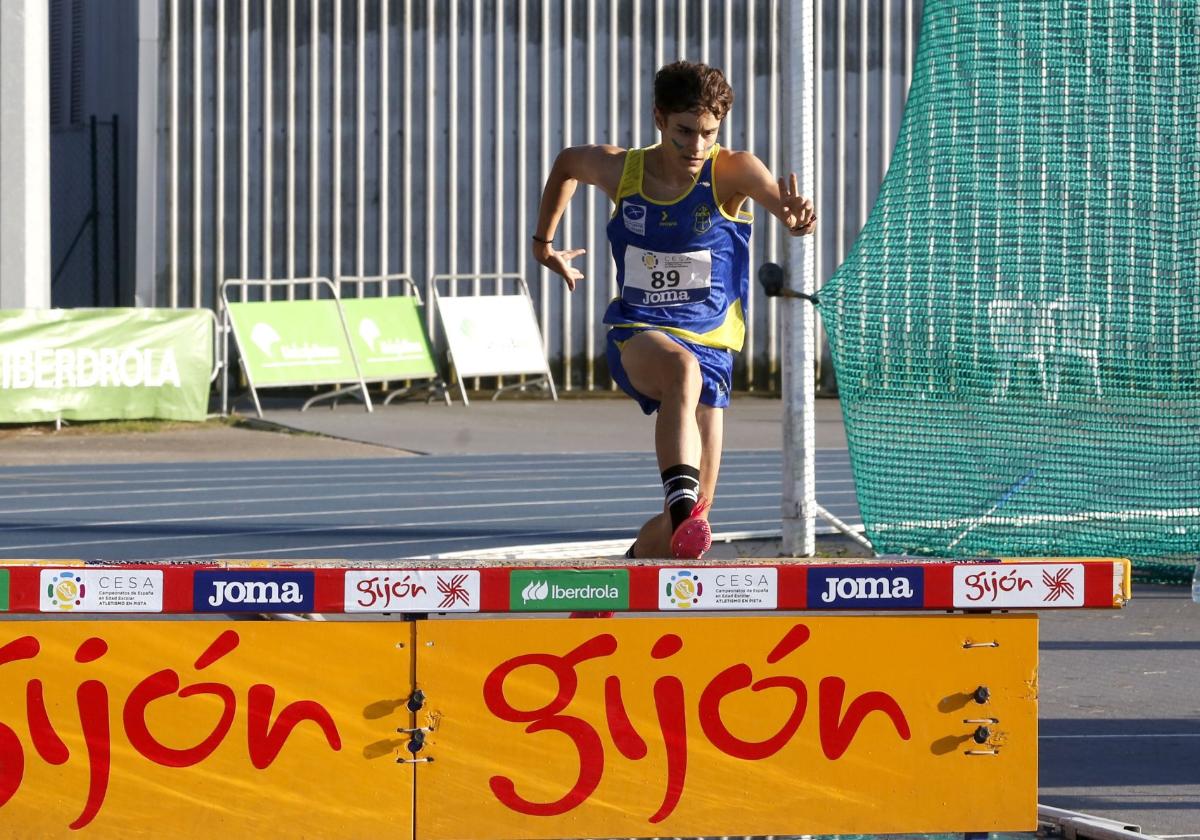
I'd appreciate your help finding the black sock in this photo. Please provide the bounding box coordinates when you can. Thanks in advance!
[661,464,701,531]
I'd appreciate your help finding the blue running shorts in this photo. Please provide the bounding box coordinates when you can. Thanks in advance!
[606,327,734,416]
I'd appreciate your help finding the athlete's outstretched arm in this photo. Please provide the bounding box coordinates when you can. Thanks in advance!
[720,151,817,237]
[532,144,625,290]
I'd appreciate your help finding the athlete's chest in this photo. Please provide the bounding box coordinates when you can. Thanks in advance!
[614,190,723,247]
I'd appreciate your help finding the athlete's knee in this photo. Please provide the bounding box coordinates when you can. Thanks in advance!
[661,350,702,401]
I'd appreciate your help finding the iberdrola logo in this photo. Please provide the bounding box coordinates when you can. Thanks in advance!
[509,570,629,612]
[521,580,550,604]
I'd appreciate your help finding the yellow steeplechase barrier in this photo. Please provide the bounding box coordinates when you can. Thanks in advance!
[416,615,1037,839]
[0,557,1130,838]
[0,623,415,839]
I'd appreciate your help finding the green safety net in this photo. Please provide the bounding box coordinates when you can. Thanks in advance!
[819,0,1199,571]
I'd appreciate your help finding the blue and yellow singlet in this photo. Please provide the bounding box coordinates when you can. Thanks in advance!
[603,144,752,351]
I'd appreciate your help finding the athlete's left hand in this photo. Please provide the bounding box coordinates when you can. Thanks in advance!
[779,173,817,236]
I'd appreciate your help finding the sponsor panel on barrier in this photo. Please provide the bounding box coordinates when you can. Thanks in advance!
[193,570,315,612]
[807,566,924,609]
[0,623,414,838]
[509,569,629,612]
[345,570,480,612]
[416,615,1038,839]
[659,567,778,610]
[953,563,1085,608]
[39,570,163,613]
[0,569,8,611]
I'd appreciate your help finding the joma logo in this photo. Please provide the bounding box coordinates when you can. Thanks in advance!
[195,571,314,611]
[208,580,304,607]
[820,576,916,603]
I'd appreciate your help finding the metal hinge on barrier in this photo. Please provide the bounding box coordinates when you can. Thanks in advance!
[397,689,434,763]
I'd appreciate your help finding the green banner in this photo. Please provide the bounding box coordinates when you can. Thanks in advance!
[0,570,8,611]
[339,297,438,381]
[509,569,630,612]
[226,299,360,387]
[0,308,212,423]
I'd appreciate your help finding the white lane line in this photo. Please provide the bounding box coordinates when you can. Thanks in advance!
[0,450,809,480]
[0,480,854,525]
[0,480,864,511]
[0,483,859,517]
[0,461,834,496]
[0,500,802,553]
[1040,733,1200,739]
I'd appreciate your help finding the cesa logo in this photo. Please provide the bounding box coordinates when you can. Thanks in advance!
[807,567,924,609]
[46,571,86,611]
[39,570,163,613]
[193,571,315,612]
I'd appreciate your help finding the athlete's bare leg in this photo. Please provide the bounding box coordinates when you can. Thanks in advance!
[620,330,726,557]
[620,331,703,469]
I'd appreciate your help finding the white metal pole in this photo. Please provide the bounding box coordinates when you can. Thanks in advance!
[286,0,296,297]
[192,0,202,307]
[333,0,343,284]
[239,0,248,300]
[355,0,365,292]
[517,0,527,305]
[169,0,178,307]
[472,0,481,298]
[215,0,225,305]
[263,0,273,298]
[781,0,816,557]
[561,0,572,389]
[539,0,550,352]
[585,0,596,390]
[403,0,412,287]
[380,0,389,285]
[425,0,435,329]
[310,0,319,296]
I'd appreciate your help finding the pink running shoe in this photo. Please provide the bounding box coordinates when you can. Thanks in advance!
[670,496,712,560]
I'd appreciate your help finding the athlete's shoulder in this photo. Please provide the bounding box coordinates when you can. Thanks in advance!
[714,147,769,178]
[561,144,627,199]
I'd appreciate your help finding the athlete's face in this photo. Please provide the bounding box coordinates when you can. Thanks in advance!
[655,109,721,176]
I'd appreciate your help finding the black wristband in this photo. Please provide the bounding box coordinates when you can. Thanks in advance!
[531,234,553,245]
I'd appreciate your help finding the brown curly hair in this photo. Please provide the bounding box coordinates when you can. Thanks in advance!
[653,61,734,121]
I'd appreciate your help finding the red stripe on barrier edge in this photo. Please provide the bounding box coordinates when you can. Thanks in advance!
[1083,561,1113,608]
[314,569,345,613]
[480,568,509,612]
[924,565,955,609]
[629,567,660,611]
[162,567,194,613]
[10,567,41,612]
[778,565,807,609]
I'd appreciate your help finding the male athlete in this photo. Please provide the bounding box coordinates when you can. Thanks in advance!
[532,60,816,559]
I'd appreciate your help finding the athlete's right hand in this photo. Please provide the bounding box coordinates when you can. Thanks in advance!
[532,242,587,291]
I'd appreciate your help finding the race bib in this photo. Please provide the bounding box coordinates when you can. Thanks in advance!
[622,247,712,307]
